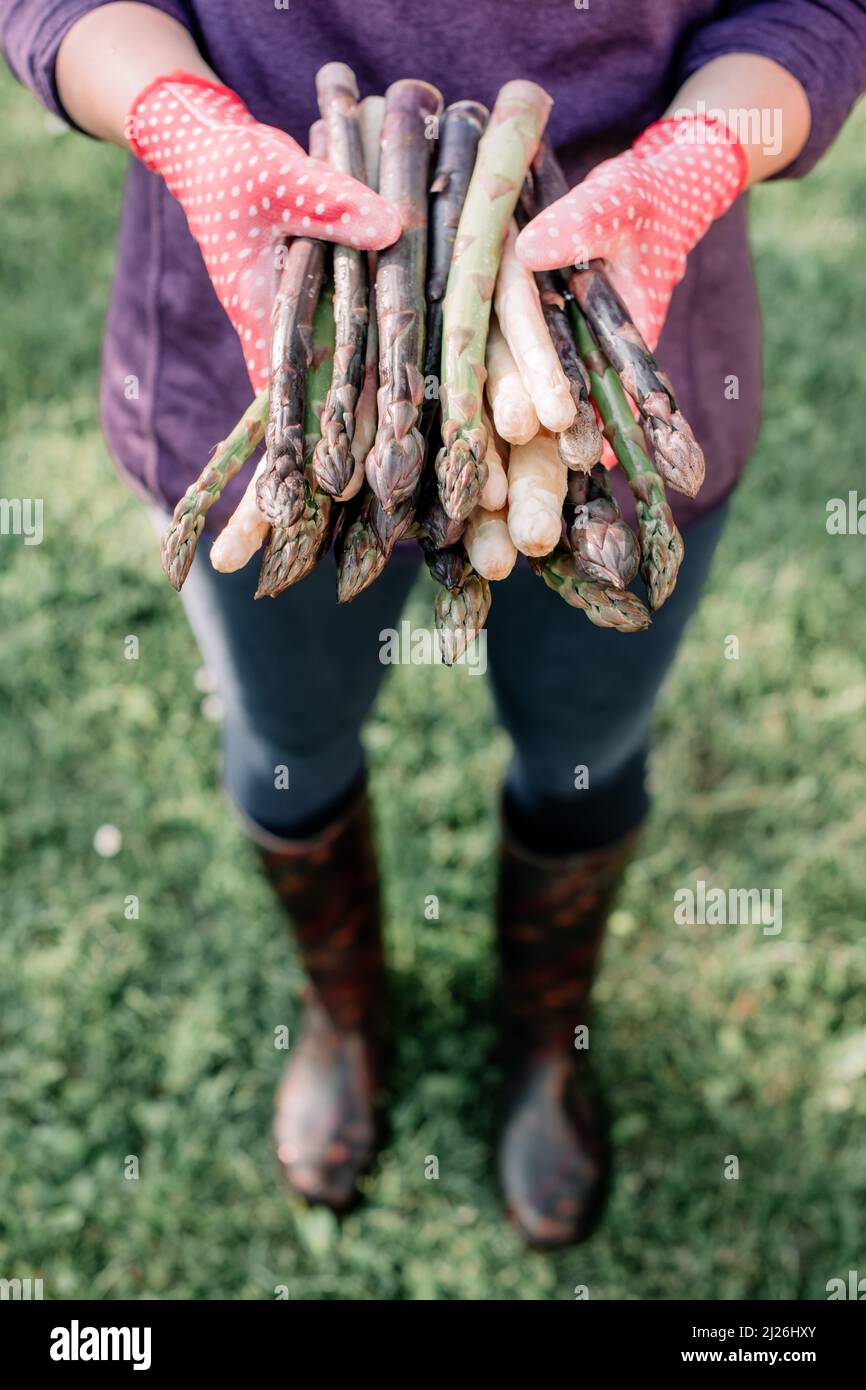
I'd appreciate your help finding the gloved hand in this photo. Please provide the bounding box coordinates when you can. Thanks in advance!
[516,113,747,350]
[127,70,400,386]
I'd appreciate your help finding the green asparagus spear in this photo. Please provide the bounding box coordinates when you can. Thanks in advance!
[566,464,639,590]
[530,137,705,498]
[257,120,328,526]
[161,390,269,590]
[571,303,684,610]
[542,547,650,633]
[312,64,369,497]
[570,265,705,498]
[419,535,466,591]
[437,80,552,520]
[256,287,336,598]
[367,79,443,512]
[434,564,492,665]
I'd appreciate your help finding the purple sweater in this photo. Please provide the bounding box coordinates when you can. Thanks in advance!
[4,0,866,530]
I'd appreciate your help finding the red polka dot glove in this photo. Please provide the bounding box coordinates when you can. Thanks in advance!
[516,113,747,351]
[127,71,401,386]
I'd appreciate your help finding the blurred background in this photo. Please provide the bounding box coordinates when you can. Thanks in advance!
[0,66,864,1301]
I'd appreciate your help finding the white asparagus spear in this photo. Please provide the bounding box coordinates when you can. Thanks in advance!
[211,456,270,572]
[507,430,568,556]
[479,407,508,511]
[464,505,517,580]
[485,314,538,445]
[495,222,576,434]
[359,96,386,194]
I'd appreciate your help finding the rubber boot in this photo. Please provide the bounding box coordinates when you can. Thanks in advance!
[253,789,386,1211]
[496,815,637,1248]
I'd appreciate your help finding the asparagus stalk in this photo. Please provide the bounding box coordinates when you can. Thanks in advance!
[417,472,465,549]
[571,304,684,610]
[485,314,539,444]
[464,505,517,581]
[366,79,443,512]
[358,96,385,194]
[334,498,385,604]
[336,99,384,501]
[566,464,639,590]
[257,121,328,526]
[494,219,576,433]
[434,564,492,665]
[516,179,601,470]
[421,99,489,443]
[312,64,369,498]
[335,282,378,501]
[257,289,336,598]
[161,391,269,590]
[437,80,552,520]
[542,548,651,633]
[335,486,416,603]
[529,138,706,498]
[419,535,466,591]
[569,265,705,497]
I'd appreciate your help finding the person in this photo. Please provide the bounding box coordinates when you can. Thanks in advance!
[3,0,864,1250]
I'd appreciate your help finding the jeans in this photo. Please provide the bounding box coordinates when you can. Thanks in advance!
[173,503,729,850]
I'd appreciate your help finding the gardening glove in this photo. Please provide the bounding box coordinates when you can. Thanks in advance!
[516,113,747,350]
[127,70,400,386]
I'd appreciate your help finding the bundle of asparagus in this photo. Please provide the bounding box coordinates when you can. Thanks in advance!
[161,63,706,651]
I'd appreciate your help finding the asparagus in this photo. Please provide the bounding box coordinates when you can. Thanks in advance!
[542,548,651,633]
[566,464,639,590]
[334,498,386,604]
[358,96,385,193]
[529,138,705,498]
[437,80,552,520]
[419,535,466,591]
[335,486,416,603]
[571,304,684,610]
[366,79,443,511]
[161,390,269,590]
[434,564,492,665]
[516,178,601,470]
[421,99,488,443]
[312,65,369,498]
[257,289,336,598]
[339,101,385,501]
[338,281,378,500]
[417,473,465,549]
[257,120,328,526]
[569,265,705,497]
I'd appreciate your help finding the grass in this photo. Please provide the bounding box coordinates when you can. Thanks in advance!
[1,70,865,1301]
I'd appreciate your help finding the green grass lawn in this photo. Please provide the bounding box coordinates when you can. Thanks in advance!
[1,71,865,1301]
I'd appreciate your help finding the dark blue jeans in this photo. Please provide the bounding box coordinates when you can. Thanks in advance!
[176,504,728,851]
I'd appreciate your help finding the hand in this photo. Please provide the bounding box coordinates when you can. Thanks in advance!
[128,71,400,385]
[516,114,746,350]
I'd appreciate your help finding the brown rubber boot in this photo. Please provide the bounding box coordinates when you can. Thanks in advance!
[252,789,386,1212]
[496,816,637,1248]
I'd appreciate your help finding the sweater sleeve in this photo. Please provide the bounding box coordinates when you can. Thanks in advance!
[676,0,866,177]
[0,0,194,125]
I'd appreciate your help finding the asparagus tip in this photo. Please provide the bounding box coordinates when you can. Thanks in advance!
[648,413,706,499]
[313,432,356,498]
[435,439,489,522]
